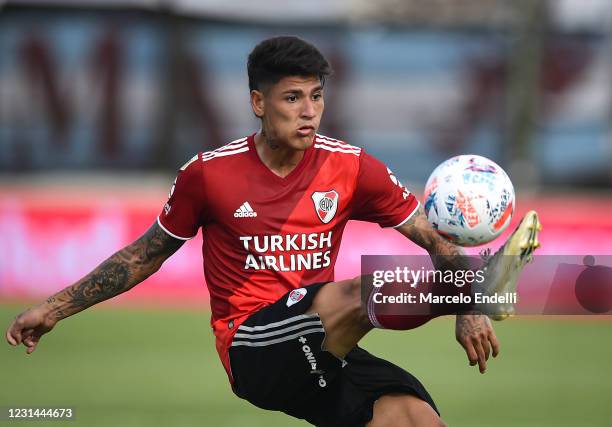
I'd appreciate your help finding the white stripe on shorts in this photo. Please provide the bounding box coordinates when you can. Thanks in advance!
[237,313,320,333]
[233,320,323,340]
[231,328,325,347]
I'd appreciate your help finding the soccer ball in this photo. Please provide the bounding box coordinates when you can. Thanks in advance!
[423,155,515,247]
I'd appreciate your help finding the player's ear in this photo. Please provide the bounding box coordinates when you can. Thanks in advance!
[250,89,264,118]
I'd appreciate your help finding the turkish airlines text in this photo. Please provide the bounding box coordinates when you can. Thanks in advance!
[240,232,333,271]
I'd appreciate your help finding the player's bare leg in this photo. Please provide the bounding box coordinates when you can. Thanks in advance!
[306,276,372,358]
[367,394,447,427]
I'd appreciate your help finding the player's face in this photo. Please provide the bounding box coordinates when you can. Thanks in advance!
[251,75,324,150]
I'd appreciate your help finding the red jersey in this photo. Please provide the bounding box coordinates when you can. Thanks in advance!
[157,133,419,381]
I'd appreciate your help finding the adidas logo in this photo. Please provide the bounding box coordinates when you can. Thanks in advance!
[234,201,258,218]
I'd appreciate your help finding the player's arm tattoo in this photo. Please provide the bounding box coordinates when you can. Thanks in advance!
[396,205,464,255]
[44,223,185,320]
[396,205,470,271]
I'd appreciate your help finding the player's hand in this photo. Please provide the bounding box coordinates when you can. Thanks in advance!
[5,306,57,354]
[455,312,499,374]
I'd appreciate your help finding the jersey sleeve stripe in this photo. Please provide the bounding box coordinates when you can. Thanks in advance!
[314,144,361,156]
[201,138,248,158]
[156,216,197,240]
[314,138,359,149]
[391,201,421,229]
[315,134,344,143]
[227,136,248,145]
[315,137,361,152]
[218,140,248,150]
[180,154,199,171]
[315,134,360,150]
[202,146,249,162]
[202,141,248,157]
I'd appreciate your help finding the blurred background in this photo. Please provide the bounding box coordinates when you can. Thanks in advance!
[1,0,611,426]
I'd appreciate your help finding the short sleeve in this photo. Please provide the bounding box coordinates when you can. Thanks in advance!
[350,151,420,228]
[157,153,205,240]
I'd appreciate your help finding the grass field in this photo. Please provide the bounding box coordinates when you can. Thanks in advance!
[1,305,611,426]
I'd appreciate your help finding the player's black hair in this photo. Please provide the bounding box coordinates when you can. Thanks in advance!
[247,36,332,92]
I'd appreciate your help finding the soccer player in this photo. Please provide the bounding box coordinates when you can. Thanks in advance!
[6,36,540,426]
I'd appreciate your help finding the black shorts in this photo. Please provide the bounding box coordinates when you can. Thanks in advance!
[229,282,438,427]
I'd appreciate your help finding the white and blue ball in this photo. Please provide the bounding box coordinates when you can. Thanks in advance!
[423,155,515,247]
